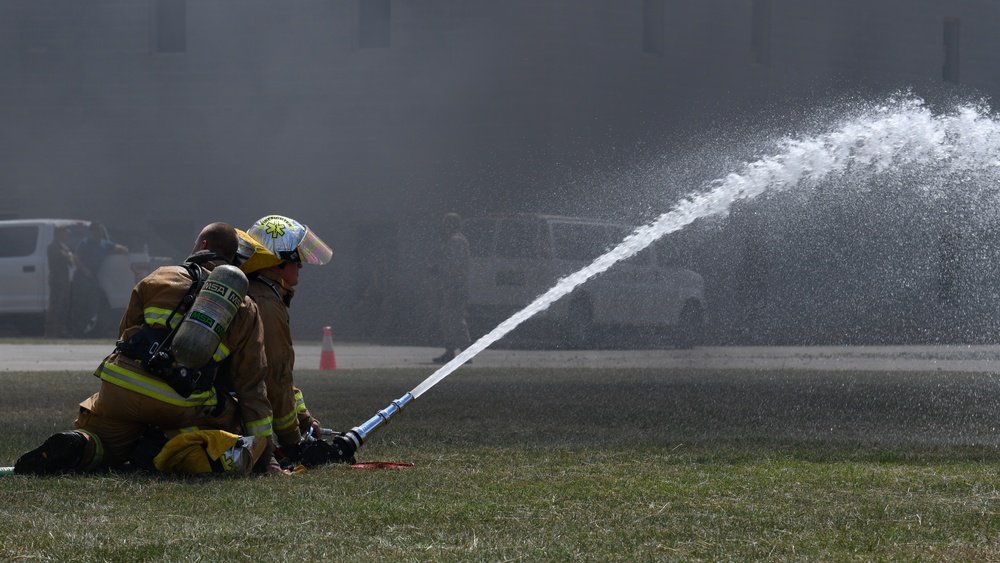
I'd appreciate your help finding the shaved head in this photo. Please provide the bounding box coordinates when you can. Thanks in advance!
[194,222,239,262]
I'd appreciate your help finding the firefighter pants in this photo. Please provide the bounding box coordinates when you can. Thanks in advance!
[73,380,241,469]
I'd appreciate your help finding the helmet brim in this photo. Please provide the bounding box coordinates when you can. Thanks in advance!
[235,229,284,273]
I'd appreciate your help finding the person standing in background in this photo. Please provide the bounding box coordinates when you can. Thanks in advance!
[71,221,129,334]
[431,212,471,364]
[44,226,79,338]
[75,221,128,279]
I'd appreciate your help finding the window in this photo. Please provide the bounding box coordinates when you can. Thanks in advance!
[642,0,665,56]
[496,218,546,259]
[464,219,498,259]
[359,0,391,48]
[943,18,960,84]
[154,0,186,54]
[752,0,771,66]
[0,226,39,258]
[551,224,630,262]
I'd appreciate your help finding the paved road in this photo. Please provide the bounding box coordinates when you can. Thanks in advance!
[4,342,1000,372]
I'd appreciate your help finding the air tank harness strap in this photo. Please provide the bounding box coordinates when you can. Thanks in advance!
[185,250,230,266]
[113,260,217,398]
[115,260,205,364]
[208,359,234,418]
[249,272,291,307]
[115,324,172,364]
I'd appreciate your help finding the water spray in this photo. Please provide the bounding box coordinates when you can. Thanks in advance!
[326,96,1000,463]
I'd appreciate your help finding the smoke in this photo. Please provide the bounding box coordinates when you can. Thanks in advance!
[3,2,997,343]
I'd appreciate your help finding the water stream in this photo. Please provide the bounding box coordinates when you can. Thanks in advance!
[410,96,1000,399]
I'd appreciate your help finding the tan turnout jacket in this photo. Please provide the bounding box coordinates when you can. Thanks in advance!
[249,269,319,448]
[95,260,273,442]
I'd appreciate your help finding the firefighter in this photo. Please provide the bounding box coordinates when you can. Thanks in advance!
[14,223,275,476]
[430,212,471,364]
[236,215,333,469]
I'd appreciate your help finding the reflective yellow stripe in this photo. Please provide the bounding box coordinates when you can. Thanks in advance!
[273,409,298,432]
[213,342,231,362]
[97,361,218,408]
[143,307,181,328]
[75,429,103,471]
[244,416,272,437]
[294,390,307,413]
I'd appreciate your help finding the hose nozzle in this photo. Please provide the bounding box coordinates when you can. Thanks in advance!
[328,393,414,462]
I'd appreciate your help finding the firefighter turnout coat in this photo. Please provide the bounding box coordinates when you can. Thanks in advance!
[75,257,274,469]
[249,269,319,448]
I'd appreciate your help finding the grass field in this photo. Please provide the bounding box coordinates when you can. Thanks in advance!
[3,366,1000,561]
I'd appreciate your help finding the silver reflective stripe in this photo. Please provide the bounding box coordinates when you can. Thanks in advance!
[273,408,298,432]
[144,307,181,329]
[244,416,273,437]
[213,342,231,362]
[97,360,217,408]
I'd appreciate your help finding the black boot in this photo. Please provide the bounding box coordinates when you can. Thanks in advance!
[14,431,86,475]
[129,428,169,472]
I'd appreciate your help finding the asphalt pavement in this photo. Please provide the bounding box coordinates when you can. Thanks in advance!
[4,342,1000,373]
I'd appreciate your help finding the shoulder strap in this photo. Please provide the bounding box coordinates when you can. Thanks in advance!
[150,261,207,355]
[250,272,282,300]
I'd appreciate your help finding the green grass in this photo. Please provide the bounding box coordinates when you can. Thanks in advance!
[3,367,1000,561]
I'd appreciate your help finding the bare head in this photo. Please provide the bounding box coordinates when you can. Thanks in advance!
[193,222,239,262]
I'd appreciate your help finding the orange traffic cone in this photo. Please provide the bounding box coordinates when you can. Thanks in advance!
[319,326,337,370]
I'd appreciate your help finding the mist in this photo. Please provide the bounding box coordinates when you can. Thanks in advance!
[2,1,998,345]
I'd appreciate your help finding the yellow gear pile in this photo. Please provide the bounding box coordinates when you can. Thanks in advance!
[153,430,258,475]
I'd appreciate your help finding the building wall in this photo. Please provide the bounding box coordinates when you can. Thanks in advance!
[2,0,999,342]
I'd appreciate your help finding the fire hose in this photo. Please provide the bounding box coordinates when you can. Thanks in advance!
[307,173,715,465]
[317,392,414,464]
[301,348,478,466]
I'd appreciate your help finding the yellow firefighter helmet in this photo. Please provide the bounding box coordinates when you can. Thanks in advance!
[237,215,332,274]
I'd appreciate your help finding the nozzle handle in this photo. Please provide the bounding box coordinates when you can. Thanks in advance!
[351,393,414,442]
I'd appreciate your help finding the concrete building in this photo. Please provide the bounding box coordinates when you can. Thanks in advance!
[1,1,997,344]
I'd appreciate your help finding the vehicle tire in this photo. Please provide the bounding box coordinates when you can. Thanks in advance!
[564,298,594,349]
[674,300,704,349]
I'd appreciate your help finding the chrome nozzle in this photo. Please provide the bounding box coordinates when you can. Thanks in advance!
[350,392,414,443]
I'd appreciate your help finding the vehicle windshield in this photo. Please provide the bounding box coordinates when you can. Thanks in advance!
[550,223,631,261]
[496,217,547,259]
[463,219,497,258]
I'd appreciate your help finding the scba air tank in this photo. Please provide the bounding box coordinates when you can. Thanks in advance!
[171,264,249,368]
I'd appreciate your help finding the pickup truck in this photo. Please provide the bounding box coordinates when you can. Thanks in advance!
[0,219,164,337]
[462,214,706,348]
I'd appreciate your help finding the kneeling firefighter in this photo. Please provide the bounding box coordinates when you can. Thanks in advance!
[14,222,276,476]
[235,215,343,469]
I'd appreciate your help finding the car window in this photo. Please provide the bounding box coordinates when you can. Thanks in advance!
[496,217,546,259]
[463,219,497,258]
[0,226,39,258]
[551,223,632,262]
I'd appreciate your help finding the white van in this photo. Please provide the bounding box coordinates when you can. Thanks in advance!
[0,219,161,337]
[463,214,706,348]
